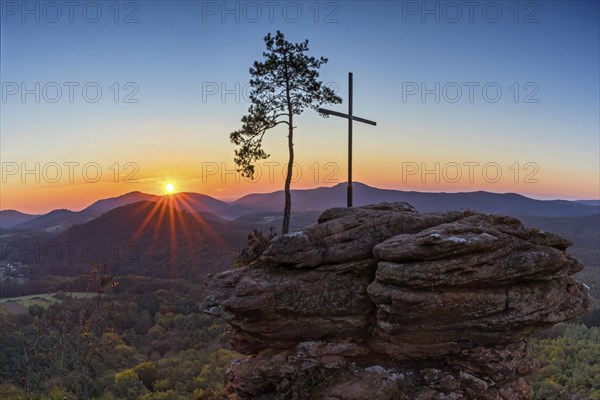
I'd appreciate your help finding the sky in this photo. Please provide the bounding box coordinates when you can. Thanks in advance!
[1,0,599,213]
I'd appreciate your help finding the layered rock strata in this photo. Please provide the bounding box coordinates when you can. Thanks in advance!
[204,203,589,399]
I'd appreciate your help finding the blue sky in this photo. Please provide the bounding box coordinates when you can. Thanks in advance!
[1,0,599,212]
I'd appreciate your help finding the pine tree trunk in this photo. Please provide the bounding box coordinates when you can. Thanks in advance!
[282,53,293,235]
[282,116,293,235]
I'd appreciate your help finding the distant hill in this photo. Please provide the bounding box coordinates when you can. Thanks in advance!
[52,200,246,279]
[11,209,100,233]
[8,191,159,233]
[158,192,230,215]
[226,182,600,218]
[576,200,600,207]
[226,185,345,218]
[82,191,159,214]
[7,191,231,234]
[0,210,39,229]
[233,211,321,233]
[82,191,229,215]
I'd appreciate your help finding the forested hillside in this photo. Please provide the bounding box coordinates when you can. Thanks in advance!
[0,266,237,399]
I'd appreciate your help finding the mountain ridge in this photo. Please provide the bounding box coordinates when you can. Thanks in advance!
[226,182,600,218]
[0,209,40,229]
[2,182,599,231]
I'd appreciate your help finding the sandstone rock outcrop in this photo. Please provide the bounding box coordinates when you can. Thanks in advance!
[203,203,590,399]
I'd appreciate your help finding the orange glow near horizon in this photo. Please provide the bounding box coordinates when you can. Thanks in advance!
[1,161,598,214]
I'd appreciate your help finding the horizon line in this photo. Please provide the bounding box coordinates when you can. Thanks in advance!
[2,182,599,215]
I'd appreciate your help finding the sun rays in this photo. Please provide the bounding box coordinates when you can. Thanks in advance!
[127,191,227,279]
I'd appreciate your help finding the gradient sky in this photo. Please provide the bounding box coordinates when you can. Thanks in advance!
[1,0,599,213]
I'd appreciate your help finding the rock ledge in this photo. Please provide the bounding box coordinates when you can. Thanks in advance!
[204,203,589,399]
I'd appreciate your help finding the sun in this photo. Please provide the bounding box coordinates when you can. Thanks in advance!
[165,183,175,193]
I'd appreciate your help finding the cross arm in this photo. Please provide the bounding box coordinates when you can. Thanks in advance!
[318,108,377,126]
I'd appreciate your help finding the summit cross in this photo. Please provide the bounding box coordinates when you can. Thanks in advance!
[318,72,377,207]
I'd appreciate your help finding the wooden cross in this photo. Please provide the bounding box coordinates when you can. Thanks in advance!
[319,72,377,207]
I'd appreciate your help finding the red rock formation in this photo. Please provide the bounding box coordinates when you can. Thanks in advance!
[204,203,590,399]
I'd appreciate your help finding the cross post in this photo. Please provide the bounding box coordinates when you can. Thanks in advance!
[318,72,376,207]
